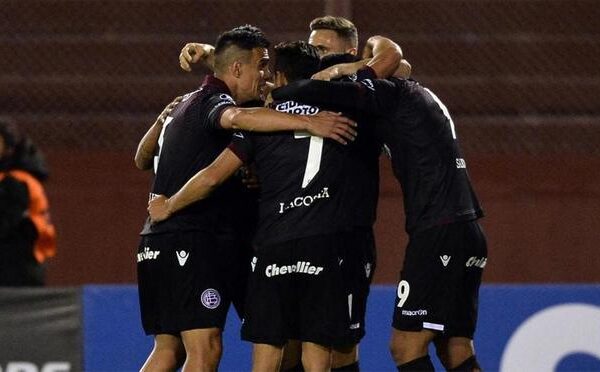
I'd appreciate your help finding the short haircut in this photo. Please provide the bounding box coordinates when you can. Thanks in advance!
[273,41,321,82]
[214,25,270,73]
[309,16,358,48]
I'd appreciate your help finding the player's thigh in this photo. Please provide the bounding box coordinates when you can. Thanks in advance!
[392,221,487,337]
[137,233,175,335]
[241,242,293,346]
[445,220,487,338]
[337,227,376,344]
[294,233,353,347]
[392,225,451,334]
[172,231,237,331]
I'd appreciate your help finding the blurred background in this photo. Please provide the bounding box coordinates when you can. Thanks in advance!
[2,0,599,286]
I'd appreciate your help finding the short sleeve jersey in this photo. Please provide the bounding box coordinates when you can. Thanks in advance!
[228,100,351,248]
[140,75,247,236]
[271,78,382,230]
[272,74,484,234]
[375,78,484,233]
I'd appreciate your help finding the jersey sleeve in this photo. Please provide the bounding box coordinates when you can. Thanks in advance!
[272,79,399,116]
[356,65,377,81]
[205,92,237,131]
[227,132,254,164]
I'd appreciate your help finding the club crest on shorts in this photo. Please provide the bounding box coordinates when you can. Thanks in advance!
[201,288,221,309]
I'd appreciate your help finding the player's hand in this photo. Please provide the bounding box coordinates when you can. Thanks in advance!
[305,111,357,145]
[156,96,182,126]
[148,195,171,223]
[240,166,260,190]
[179,43,205,72]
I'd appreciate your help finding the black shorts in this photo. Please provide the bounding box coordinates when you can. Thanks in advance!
[392,220,487,338]
[241,232,358,347]
[337,227,377,345]
[137,230,250,335]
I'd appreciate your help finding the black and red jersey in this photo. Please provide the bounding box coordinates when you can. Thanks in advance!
[141,75,250,236]
[272,75,484,234]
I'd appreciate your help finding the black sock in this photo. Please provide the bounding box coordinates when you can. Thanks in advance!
[332,360,360,371]
[397,355,435,371]
[449,355,481,371]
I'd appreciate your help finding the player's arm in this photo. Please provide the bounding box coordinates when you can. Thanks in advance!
[394,59,412,79]
[271,79,398,116]
[148,148,243,222]
[179,43,215,72]
[362,35,404,78]
[312,36,404,81]
[219,106,357,144]
[134,96,182,170]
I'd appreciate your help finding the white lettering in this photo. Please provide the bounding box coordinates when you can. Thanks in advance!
[265,262,324,277]
[465,256,487,268]
[137,247,160,263]
[277,187,331,214]
[401,309,428,316]
[275,101,320,116]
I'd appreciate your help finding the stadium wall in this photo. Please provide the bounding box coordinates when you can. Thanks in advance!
[42,150,600,285]
[4,0,599,285]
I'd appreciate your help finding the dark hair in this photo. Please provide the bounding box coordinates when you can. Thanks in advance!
[214,24,270,56]
[213,25,270,73]
[319,53,361,70]
[0,120,49,181]
[273,41,321,82]
[309,16,358,48]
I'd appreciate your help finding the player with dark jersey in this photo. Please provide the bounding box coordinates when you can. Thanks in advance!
[272,70,487,371]
[136,26,357,372]
[148,41,376,372]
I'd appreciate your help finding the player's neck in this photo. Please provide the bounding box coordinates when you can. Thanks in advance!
[214,73,242,103]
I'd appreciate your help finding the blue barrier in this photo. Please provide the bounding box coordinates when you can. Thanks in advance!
[83,284,600,371]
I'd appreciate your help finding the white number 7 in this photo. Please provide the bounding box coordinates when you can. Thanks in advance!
[424,88,456,140]
[153,116,174,173]
[294,131,324,188]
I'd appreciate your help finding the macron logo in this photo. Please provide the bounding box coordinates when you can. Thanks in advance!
[440,255,451,267]
[177,250,190,266]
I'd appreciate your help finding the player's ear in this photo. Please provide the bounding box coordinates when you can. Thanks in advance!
[231,60,243,78]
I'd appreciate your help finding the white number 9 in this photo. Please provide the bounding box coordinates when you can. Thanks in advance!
[396,280,410,308]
